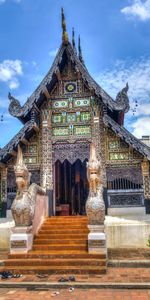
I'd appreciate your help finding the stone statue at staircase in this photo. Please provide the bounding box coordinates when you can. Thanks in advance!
[10,145,47,254]
[11,145,46,226]
[86,143,107,255]
[86,143,105,225]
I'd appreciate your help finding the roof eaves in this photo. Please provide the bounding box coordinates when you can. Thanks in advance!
[0,120,38,163]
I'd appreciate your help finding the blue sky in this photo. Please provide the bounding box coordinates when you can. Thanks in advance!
[0,0,150,148]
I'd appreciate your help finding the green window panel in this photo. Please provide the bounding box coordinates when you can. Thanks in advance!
[81,112,91,122]
[53,127,69,136]
[74,126,91,135]
[67,113,76,122]
[24,157,37,164]
[108,140,119,150]
[74,99,90,107]
[29,145,37,153]
[109,152,129,160]
[52,100,68,108]
[52,114,62,123]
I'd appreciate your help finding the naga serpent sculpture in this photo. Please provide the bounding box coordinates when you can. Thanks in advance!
[86,143,105,225]
[11,145,46,226]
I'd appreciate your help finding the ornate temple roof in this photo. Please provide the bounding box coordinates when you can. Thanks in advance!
[8,37,130,123]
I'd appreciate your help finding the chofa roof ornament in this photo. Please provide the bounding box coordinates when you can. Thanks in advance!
[8,92,22,117]
[115,82,130,113]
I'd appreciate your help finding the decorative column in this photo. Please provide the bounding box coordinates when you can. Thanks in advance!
[141,158,150,213]
[40,108,53,214]
[86,143,107,255]
[91,105,106,186]
[0,167,7,203]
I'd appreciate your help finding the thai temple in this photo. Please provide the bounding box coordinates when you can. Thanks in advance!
[0,8,150,219]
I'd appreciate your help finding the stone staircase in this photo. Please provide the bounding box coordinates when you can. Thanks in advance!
[3,216,107,274]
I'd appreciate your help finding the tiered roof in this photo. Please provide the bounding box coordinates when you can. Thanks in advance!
[0,9,150,164]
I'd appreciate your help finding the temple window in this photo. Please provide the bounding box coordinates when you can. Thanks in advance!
[73,98,90,108]
[108,140,119,150]
[23,143,38,164]
[74,125,91,135]
[109,152,129,160]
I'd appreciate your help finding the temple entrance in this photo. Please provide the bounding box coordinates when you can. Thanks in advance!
[54,159,89,215]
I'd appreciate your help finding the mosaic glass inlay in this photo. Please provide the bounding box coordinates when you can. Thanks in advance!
[74,126,91,135]
[108,141,119,150]
[67,113,76,122]
[52,100,68,109]
[24,157,37,164]
[81,112,91,122]
[28,145,37,153]
[109,152,129,160]
[73,99,90,108]
[64,82,77,93]
[53,127,69,136]
[52,114,62,123]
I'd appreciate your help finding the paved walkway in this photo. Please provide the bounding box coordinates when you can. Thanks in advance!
[0,267,150,284]
[0,288,150,300]
[0,250,150,299]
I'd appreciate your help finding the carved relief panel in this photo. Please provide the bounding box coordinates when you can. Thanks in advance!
[105,128,144,165]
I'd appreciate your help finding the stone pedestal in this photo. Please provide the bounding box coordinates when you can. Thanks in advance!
[10,226,33,254]
[88,225,107,254]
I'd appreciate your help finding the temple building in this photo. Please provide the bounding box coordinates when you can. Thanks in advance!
[0,9,150,218]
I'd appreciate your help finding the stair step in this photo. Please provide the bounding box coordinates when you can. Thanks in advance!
[5,258,106,267]
[8,252,106,259]
[43,219,88,224]
[38,230,88,234]
[32,245,87,251]
[35,234,88,239]
[1,265,106,274]
[46,217,87,219]
[34,239,87,245]
[41,225,88,230]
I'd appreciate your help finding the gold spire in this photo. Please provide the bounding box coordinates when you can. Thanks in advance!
[78,35,84,64]
[72,27,75,48]
[61,7,69,45]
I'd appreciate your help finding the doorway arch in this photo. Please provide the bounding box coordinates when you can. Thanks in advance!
[54,158,89,215]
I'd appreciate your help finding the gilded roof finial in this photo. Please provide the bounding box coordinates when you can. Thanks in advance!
[72,27,75,49]
[61,7,68,45]
[78,35,84,64]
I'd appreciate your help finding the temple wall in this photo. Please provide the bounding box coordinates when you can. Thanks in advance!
[106,165,143,184]
[105,216,150,248]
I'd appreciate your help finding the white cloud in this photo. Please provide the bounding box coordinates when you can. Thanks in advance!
[132,117,150,137]
[9,79,19,89]
[95,57,150,138]
[95,57,150,109]
[0,59,23,89]
[132,103,150,116]
[121,0,150,21]
[32,61,37,67]
[49,48,59,57]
